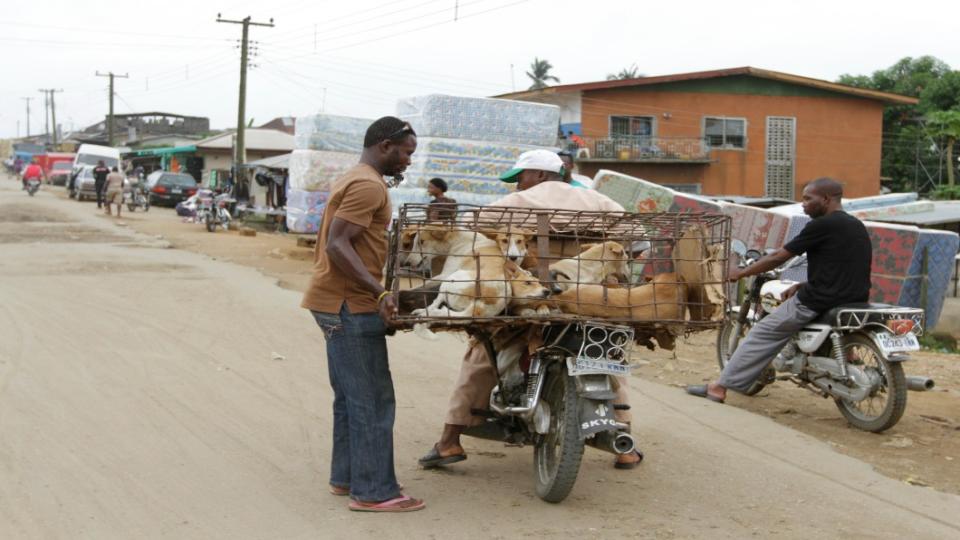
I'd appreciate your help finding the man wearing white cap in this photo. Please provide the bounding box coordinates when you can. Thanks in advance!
[418,149,643,471]
[491,149,621,211]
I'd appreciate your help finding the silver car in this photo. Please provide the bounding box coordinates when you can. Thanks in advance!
[70,166,100,201]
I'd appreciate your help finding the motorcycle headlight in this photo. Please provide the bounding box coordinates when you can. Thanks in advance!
[760,294,780,313]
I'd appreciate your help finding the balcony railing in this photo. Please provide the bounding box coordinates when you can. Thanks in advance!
[569,136,712,163]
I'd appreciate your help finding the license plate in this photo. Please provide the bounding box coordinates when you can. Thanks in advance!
[877,332,919,354]
[567,357,630,376]
[171,188,182,194]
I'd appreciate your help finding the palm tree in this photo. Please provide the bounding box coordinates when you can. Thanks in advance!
[606,64,642,80]
[526,57,559,90]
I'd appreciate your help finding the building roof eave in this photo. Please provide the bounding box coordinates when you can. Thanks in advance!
[494,66,919,106]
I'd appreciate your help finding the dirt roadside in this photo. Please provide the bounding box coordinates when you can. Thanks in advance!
[4,179,960,539]
[89,186,960,497]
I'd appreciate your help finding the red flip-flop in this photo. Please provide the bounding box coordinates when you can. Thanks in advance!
[348,495,425,513]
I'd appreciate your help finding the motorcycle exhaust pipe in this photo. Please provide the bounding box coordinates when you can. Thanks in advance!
[585,431,636,455]
[906,376,935,392]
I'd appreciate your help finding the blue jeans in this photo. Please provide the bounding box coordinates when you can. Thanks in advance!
[311,305,400,502]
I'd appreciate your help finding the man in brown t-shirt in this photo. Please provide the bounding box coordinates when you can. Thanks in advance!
[301,116,425,513]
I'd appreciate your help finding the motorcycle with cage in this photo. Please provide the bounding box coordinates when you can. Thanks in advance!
[718,240,929,432]
[387,204,731,503]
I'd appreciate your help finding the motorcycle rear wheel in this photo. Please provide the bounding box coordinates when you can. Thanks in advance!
[716,319,770,396]
[533,365,584,503]
[127,203,136,212]
[834,333,907,433]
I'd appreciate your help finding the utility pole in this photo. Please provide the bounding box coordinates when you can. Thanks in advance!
[217,13,273,195]
[40,90,49,139]
[20,97,32,137]
[38,89,64,146]
[96,71,129,146]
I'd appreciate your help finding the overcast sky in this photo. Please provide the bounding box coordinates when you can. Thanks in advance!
[2,0,959,139]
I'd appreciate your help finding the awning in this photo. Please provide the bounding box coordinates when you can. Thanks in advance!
[242,152,291,170]
[123,145,197,157]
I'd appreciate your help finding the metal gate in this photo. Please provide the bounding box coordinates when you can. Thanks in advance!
[765,116,796,199]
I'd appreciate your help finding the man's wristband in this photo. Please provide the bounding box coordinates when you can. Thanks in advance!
[377,290,392,304]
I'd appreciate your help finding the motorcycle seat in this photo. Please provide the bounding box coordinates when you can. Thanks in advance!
[815,302,895,325]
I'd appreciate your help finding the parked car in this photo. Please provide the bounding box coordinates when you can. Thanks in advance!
[71,166,98,201]
[145,171,199,206]
[48,161,74,186]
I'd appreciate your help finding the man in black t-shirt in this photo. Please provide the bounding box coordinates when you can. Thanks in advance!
[686,178,872,403]
[92,160,111,209]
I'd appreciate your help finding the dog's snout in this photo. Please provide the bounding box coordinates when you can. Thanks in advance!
[550,283,563,295]
[508,255,519,262]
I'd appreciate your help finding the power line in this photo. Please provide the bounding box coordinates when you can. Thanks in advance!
[96,71,129,146]
[38,89,63,145]
[217,13,274,187]
[20,97,32,137]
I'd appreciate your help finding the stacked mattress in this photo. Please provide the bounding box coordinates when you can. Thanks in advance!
[286,114,369,233]
[593,169,959,327]
[393,94,561,208]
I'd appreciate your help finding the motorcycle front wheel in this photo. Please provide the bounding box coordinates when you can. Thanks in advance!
[716,319,770,396]
[834,333,907,433]
[533,364,584,503]
[205,212,217,233]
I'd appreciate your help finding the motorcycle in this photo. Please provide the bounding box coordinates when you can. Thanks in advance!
[196,190,234,233]
[125,179,150,212]
[466,322,638,503]
[719,240,927,432]
[25,178,41,196]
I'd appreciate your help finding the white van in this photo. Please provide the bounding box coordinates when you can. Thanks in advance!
[73,144,121,171]
[69,144,122,196]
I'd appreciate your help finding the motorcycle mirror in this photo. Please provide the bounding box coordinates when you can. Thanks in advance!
[730,239,747,257]
[745,249,762,261]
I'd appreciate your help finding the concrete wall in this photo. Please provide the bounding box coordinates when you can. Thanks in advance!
[577,88,885,199]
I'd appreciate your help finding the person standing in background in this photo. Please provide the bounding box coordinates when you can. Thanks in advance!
[92,160,110,209]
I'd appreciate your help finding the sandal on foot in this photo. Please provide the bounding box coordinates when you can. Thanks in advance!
[418,444,466,468]
[348,495,425,513]
[614,449,644,470]
[685,384,725,404]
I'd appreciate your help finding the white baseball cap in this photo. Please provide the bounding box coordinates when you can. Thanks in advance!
[499,149,565,183]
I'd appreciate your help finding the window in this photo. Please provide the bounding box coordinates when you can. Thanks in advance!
[704,117,746,149]
[610,115,655,138]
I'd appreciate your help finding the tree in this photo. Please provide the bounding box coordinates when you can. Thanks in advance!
[927,110,960,186]
[526,57,559,90]
[838,56,960,192]
[606,64,642,80]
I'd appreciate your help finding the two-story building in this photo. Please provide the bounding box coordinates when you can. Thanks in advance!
[498,67,917,199]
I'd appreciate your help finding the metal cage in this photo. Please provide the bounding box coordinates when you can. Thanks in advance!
[386,204,731,334]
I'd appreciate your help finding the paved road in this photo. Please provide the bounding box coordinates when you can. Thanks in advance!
[2,180,959,539]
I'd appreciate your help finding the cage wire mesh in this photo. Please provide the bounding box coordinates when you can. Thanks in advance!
[387,204,731,333]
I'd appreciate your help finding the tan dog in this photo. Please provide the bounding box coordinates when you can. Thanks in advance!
[552,272,686,321]
[411,262,552,339]
[482,227,534,265]
[404,225,499,283]
[549,241,630,290]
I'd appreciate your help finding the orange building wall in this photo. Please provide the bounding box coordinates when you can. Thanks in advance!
[577,88,885,199]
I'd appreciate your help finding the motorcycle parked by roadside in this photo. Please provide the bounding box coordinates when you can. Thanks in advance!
[718,240,928,433]
[464,322,638,503]
[124,177,150,212]
[196,190,234,233]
